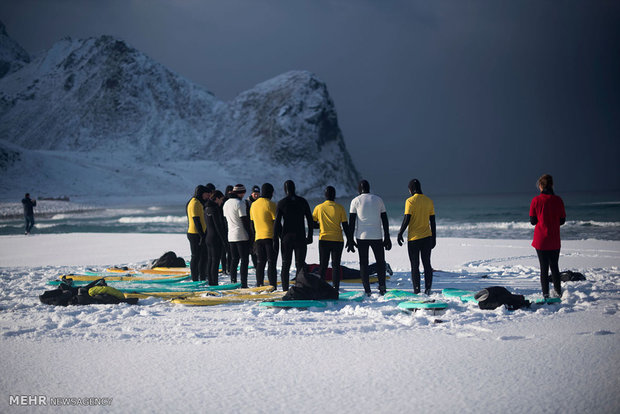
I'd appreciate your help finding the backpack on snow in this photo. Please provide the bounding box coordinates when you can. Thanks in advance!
[560,270,586,282]
[149,251,186,269]
[283,267,339,301]
[474,286,530,311]
[39,277,138,306]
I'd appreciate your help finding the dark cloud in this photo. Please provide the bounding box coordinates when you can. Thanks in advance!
[2,0,619,195]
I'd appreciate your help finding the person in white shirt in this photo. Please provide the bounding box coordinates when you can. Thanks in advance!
[223,184,253,288]
[348,179,392,296]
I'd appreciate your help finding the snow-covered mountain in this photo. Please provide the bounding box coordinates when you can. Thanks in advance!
[0,22,359,203]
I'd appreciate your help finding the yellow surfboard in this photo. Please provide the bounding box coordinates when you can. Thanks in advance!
[171,291,285,306]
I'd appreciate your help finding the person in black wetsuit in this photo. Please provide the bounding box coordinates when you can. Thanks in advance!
[246,185,261,269]
[21,193,37,235]
[273,180,313,291]
[205,190,228,286]
[186,185,212,281]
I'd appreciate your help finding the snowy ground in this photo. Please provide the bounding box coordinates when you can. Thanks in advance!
[1,234,619,413]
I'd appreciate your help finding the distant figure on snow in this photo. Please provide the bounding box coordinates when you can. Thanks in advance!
[397,179,436,295]
[21,193,37,235]
[530,174,566,298]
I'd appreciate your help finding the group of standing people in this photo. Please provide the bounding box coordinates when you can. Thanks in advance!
[186,178,438,296]
[185,173,565,298]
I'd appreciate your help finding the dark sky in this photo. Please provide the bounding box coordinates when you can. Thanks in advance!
[2,0,619,196]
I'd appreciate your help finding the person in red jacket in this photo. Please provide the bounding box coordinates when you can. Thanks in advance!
[529,174,566,298]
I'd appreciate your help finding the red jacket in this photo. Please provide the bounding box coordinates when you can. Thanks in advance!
[530,193,566,250]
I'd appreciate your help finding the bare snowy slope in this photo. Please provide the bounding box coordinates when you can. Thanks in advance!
[0,22,359,202]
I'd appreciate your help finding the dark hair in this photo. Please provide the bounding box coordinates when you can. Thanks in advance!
[537,174,554,191]
[194,185,209,199]
[211,190,224,200]
[358,180,370,194]
[325,186,336,201]
[408,179,422,194]
[284,180,296,195]
[205,183,216,192]
[261,183,274,199]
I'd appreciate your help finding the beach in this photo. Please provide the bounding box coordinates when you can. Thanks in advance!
[1,233,619,413]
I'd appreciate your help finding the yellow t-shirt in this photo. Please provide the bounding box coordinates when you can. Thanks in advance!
[405,194,435,241]
[187,197,206,234]
[249,197,277,240]
[312,200,347,242]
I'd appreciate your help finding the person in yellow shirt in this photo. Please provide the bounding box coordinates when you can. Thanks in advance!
[312,186,352,291]
[249,183,278,287]
[186,185,212,281]
[397,179,436,294]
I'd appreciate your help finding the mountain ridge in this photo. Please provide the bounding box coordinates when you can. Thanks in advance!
[0,23,360,201]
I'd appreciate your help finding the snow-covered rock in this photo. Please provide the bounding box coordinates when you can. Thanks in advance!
[0,23,359,201]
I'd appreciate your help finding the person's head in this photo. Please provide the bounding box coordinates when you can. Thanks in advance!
[261,183,274,199]
[211,190,225,206]
[205,182,216,193]
[537,174,554,192]
[408,179,422,195]
[284,180,296,196]
[325,186,336,201]
[232,184,246,199]
[251,185,260,200]
[194,185,211,201]
[225,185,234,196]
[358,179,370,194]
[25,193,30,198]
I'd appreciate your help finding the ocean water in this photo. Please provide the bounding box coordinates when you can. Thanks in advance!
[1,192,619,241]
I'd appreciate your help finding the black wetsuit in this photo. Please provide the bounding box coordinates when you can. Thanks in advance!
[205,200,227,286]
[246,196,259,269]
[274,194,313,291]
[22,197,36,234]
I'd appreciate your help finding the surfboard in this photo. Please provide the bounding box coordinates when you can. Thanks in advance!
[340,276,391,284]
[171,291,285,306]
[397,300,448,311]
[384,289,418,300]
[58,274,190,283]
[259,300,327,309]
[334,291,365,302]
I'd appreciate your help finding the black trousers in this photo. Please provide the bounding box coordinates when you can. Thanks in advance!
[187,233,208,282]
[230,240,250,288]
[280,233,307,291]
[255,239,278,287]
[24,215,35,233]
[206,238,223,286]
[319,240,344,290]
[356,239,386,294]
[408,237,433,293]
[536,249,561,297]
